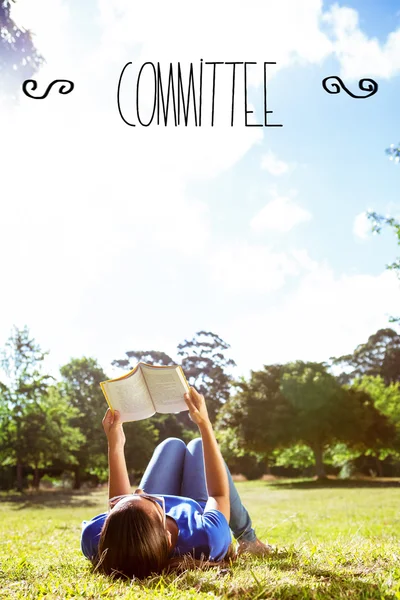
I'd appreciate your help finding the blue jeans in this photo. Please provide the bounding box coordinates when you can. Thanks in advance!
[139,437,257,542]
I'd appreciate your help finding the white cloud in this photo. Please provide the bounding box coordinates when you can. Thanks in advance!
[229,268,400,374]
[210,245,319,294]
[324,3,400,79]
[211,244,301,293]
[95,0,333,72]
[384,203,400,221]
[251,194,312,233]
[290,248,319,272]
[261,151,290,176]
[353,212,371,240]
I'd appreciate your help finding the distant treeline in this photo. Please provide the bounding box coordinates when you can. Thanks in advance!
[0,326,399,491]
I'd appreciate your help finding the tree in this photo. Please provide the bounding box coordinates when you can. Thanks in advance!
[343,387,396,459]
[59,357,111,489]
[216,425,266,479]
[0,380,12,487]
[272,444,314,472]
[113,331,236,423]
[280,362,358,477]
[178,331,236,423]
[0,0,45,105]
[219,361,394,479]
[216,364,297,472]
[59,357,158,487]
[331,328,400,385]
[15,386,84,489]
[122,420,159,483]
[112,351,175,370]
[350,375,400,453]
[0,325,53,491]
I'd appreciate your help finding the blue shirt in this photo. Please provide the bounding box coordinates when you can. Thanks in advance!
[81,494,232,562]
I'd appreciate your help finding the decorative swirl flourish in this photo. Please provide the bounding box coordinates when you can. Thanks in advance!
[322,76,378,99]
[22,79,75,99]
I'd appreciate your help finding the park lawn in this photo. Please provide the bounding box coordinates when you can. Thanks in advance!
[0,480,399,599]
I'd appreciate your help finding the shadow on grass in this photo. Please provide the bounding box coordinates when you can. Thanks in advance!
[0,489,102,510]
[142,556,386,600]
[216,576,383,600]
[223,578,381,600]
[266,477,400,490]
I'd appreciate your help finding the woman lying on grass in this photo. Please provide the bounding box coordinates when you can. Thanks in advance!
[81,387,272,579]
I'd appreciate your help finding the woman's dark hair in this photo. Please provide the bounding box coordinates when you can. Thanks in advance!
[167,542,236,574]
[95,499,170,580]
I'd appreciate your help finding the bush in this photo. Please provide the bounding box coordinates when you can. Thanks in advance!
[227,454,265,480]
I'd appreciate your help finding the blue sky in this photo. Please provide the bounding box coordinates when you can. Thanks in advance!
[1,0,400,381]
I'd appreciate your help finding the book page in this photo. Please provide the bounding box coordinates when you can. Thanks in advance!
[141,364,189,414]
[102,368,154,422]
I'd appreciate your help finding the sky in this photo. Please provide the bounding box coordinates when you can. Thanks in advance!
[1,0,400,381]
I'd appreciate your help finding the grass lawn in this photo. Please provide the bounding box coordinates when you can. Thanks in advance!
[0,479,399,599]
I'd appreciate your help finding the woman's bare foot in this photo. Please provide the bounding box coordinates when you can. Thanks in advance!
[237,538,274,556]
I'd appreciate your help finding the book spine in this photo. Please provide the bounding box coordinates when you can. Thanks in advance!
[100,381,114,413]
[178,366,190,391]
[140,365,156,410]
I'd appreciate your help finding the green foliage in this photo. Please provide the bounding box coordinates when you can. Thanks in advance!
[281,362,348,440]
[220,361,396,478]
[60,356,161,485]
[273,445,314,469]
[59,357,113,487]
[350,375,400,454]
[324,442,364,468]
[0,380,9,453]
[59,357,108,450]
[216,426,249,459]
[14,386,84,488]
[331,328,400,385]
[280,362,360,477]
[0,325,52,393]
[217,365,296,456]
[122,420,159,482]
[353,375,400,426]
[0,325,54,490]
[1,323,399,491]
[178,331,236,423]
[216,426,265,479]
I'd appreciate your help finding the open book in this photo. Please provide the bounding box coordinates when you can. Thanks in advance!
[100,362,190,422]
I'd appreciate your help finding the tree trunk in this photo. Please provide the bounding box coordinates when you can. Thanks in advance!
[73,466,82,490]
[33,466,40,490]
[16,414,23,492]
[312,445,327,479]
[16,461,23,492]
[375,456,383,478]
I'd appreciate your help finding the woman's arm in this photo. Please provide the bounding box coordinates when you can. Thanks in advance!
[184,388,230,522]
[102,409,131,499]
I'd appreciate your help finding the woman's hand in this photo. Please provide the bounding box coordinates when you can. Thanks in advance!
[184,387,210,428]
[102,409,126,450]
